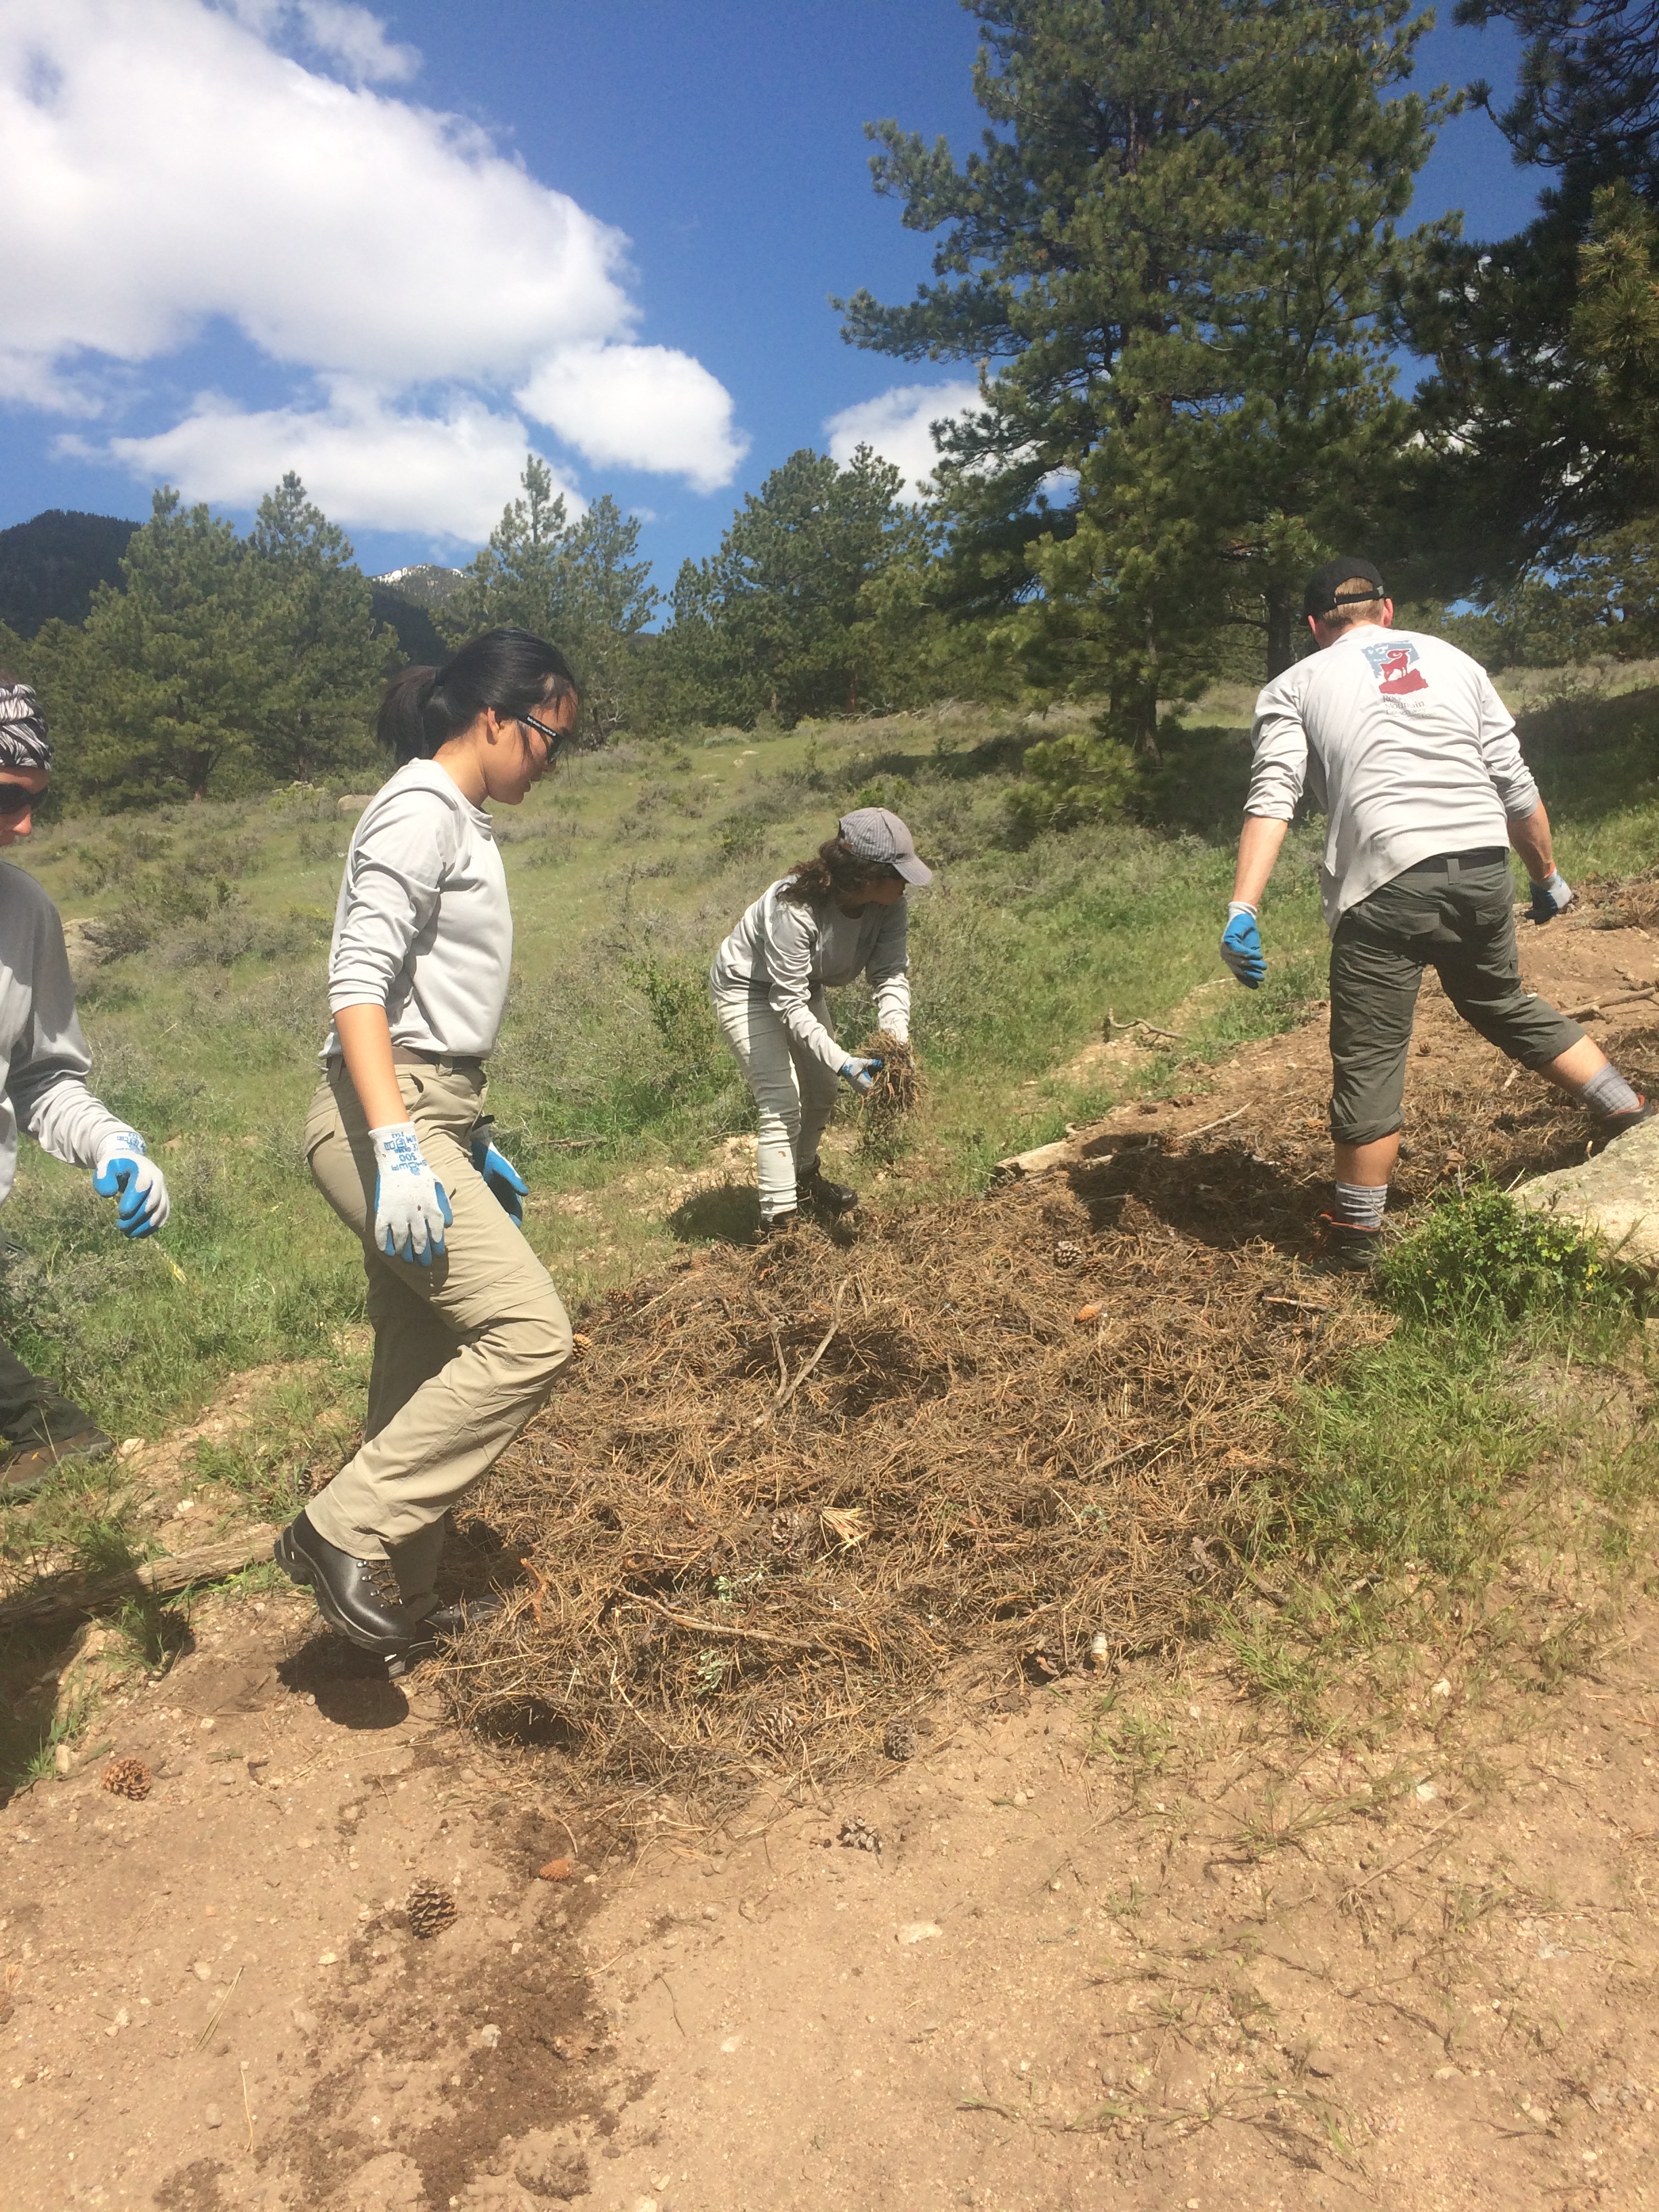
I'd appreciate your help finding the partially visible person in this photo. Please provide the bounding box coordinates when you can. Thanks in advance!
[0,675,171,1499]
[710,806,932,1236]
[1221,557,1650,1271]
[275,628,579,1671]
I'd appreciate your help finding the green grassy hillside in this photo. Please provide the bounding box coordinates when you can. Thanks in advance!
[1,673,1655,1450]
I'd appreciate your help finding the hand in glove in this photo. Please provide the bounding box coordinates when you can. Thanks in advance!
[840,1056,883,1096]
[470,1122,528,1226]
[370,1122,453,1265]
[92,1131,169,1239]
[1220,903,1265,989]
[1529,868,1572,924]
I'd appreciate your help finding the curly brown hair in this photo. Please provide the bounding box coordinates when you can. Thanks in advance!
[778,836,902,904]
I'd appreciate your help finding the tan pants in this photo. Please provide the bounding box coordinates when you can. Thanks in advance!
[304,1061,571,1612]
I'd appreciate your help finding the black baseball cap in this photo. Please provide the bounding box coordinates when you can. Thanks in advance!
[1303,556,1387,619]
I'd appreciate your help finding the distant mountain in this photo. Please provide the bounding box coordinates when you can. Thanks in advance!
[0,510,140,636]
[370,582,448,665]
[373,562,464,612]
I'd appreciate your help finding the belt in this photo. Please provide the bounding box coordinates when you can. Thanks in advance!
[1410,846,1508,873]
[390,1048,486,1075]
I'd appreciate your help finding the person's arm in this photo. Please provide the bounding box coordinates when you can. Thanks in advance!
[1507,800,1555,884]
[865,903,912,1043]
[333,1003,406,1129]
[1475,677,1568,916]
[764,898,849,1073]
[7,896,169,1235]
[1231,815,1290,909]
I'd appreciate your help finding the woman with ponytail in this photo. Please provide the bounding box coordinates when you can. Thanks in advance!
[710,806,932,1236]
[275,628,579,1670]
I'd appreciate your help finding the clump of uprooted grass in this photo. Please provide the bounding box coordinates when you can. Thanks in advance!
[440,1134,1383,1821]
[856,1027,920,1158]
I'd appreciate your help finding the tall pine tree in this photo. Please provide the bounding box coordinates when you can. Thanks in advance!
[839,0,1452,756]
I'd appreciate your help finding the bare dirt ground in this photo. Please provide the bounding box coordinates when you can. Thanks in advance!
[6,908,1659,2212]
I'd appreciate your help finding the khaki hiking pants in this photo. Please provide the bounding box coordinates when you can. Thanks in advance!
[711,979,841,1222]
[304,1060,572,1614]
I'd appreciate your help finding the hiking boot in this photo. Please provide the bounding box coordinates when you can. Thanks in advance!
[800,1162,859,1216]
[1589,1097,1656,1152]
[1313,1212,1384,1274]
[274,1509,421,1657]
[419,1593,506,1640]
[756,1209,799,1242]
[0,1426,116,1503]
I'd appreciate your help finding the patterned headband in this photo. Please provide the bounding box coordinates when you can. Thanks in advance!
[0,684,52,775]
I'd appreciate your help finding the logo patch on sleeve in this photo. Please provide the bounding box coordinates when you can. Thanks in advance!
[1362,639,1429,696]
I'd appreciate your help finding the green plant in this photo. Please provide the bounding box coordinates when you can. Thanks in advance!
[1378,1183,1633,1328]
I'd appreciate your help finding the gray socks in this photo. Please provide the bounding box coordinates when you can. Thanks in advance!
[1334,1181,1389,1230]
[1580,1064,1642,1118]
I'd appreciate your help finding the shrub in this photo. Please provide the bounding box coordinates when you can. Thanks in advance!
[1377,1181,1633,1328]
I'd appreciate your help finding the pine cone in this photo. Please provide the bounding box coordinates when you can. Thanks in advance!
[406,1878,457,1940]
[882,1719,918,1762]
[1052,1239,1086,1268]
[102,1757,152,1801]
[838,1814,882,1853]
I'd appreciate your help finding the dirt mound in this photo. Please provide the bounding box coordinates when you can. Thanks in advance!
[442,1143,1382,1820]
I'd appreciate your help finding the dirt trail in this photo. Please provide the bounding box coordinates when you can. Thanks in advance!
[4,911,1659,2211]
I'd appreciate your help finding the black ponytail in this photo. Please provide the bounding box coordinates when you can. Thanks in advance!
[376,626,578,764]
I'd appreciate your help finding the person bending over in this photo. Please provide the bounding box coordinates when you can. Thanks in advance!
[1221,557,1649,1271]
[710,806,932,1237]
[275,628,578,1667]
[0,676,169,1498]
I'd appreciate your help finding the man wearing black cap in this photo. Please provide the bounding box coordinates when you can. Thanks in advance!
[1220,560,1650,1269]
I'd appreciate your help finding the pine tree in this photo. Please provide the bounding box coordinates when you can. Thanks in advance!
[839,0,1452,754]
[445,457,659,740]
[245,472,390,785]
[664,447,931,726]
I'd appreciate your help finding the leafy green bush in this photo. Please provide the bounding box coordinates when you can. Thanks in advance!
[1378,1181,1632,1327]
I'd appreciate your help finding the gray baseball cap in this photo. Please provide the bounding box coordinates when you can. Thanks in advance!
[838,805,933,886]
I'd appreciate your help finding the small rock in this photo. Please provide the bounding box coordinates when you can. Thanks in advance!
[897,1921,943,1944]
[53,1744,73,1778]
[476,2024,501,2049]
[1415,1781,1438,1801]
[1429,1677,1452,1699]
[204,2104,223,2130]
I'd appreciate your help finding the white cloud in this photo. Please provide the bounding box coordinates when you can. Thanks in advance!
[0,0,744,525]
[86,384,578,541]
[516,345,749,495]
[824,380,982,496]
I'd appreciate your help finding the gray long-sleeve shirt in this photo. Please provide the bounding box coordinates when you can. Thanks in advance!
[1246,626,1541,931]
[0,863,133,1207]
[710,882,912,1073]
[323,760,511,1060]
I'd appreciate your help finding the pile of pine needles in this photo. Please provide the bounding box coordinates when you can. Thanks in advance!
[439,1134,1380,1820]
[857,1027,920,1157]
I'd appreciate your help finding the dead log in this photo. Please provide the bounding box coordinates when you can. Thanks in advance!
[0,1524,278,1633]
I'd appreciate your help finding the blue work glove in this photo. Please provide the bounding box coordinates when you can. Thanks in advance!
[470,1123,528,1226]
[369,1122,453,1265]
[92,1131,170,1239]
[840,1056,883,1096]
[1219,903,1265,989]
[1529,868,1572,924]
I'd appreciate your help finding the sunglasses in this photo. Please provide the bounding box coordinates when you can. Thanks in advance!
[520,712,575,761]
[0,781,43,817]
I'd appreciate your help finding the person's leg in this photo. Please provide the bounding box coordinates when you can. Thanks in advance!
[1326,878,1429,1254]
[358,1254,461,1614]
[712,983,805,1223]
[1429,863,1645,1129]
[303,1065,572,1574]
[0,1337,106,1452]
[791,989,848,1207]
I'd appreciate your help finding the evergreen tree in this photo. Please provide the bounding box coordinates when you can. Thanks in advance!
[245,472,390,784]
[665,446,931,726]
[1401,0,1659,583]
[839,0,1452,752]
[446,457,659,740]
[37,489,262,807]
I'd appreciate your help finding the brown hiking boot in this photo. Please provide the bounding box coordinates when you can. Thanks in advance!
[0,1427,117,1502]
[1313,1212,1384,1275]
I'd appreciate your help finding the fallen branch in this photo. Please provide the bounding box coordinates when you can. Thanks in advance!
[628,1591,848,1656]
[0,1525,277,1633]
[774,1282,846,1410]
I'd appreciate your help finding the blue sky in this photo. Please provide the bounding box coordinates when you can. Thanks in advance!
[0,1,1533,596]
